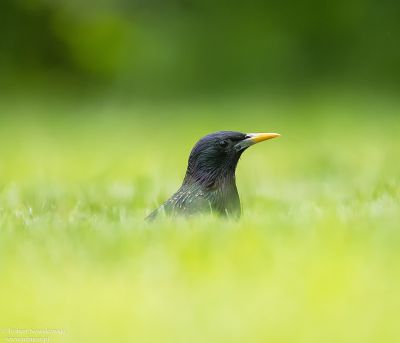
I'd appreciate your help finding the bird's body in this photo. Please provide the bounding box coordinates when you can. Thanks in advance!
[148,174,241,220]
[147,130,279,220]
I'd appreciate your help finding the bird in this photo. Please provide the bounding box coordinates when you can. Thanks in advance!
[146,130,280,220]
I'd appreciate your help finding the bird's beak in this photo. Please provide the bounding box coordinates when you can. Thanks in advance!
[234,132,280,152]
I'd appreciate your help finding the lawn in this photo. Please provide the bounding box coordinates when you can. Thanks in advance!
[0,90,399,343]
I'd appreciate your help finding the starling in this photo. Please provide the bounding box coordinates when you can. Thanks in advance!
[146,131,280,220]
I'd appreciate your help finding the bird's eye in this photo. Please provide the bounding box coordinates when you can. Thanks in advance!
[219,140,229,148]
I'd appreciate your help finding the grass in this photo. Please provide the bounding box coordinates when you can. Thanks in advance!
[0,91,399,343]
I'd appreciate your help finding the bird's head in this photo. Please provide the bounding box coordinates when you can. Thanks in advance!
[183,131,280,188]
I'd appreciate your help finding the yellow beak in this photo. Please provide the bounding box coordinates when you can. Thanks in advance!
[234,132,280,151]
[247,132,281,143]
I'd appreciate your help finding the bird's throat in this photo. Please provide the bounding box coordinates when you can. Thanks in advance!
[183,167,237,190]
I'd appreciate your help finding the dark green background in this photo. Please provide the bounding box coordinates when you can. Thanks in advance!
[1,0,399,96]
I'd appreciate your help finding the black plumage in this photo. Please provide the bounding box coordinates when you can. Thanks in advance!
[146,130,279,220]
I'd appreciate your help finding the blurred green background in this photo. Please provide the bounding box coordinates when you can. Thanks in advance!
[1,1,400,343]
[1,0,400,94]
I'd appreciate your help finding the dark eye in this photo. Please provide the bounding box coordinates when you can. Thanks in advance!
[219,140,229,148]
